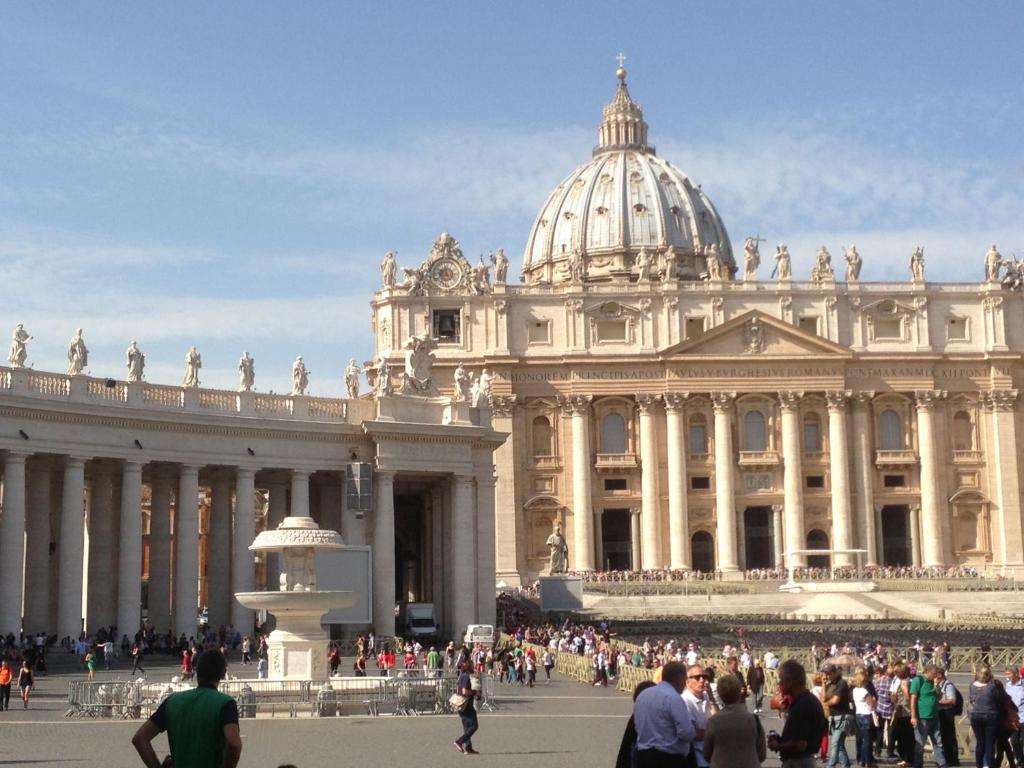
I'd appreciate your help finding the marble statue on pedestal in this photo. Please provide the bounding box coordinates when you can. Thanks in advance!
[182,346,202,388]
[490,248,509,284]
[373,356,393,397]
[985,244,1002,282]
[344,358,361,398]
[401,267,424,296]
[743,238,760,281]
[400,335,437,396]
[635,248,654,281]
[567,249,584,282]
[772,244,792,281]
[292,356,310,395]
[810,246,834,283]
[546,525,569,574]
[910,246,926,282]
[662,247,678,280]
[7,324,31,368]
[67,328,88,375]
[844,245,862,283]
[126,341,145,382]
[238,352,255,392]
[381,251,397,289]
[473,367,493,407]
[453,362,472,402]
[705,244,723,280]
[471,257,491,295]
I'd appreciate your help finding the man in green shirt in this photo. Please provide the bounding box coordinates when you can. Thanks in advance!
[426,646,442,677]
[132,649,242,768]
[909,663,947,768]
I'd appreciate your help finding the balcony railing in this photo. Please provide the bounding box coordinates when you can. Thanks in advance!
[738,450,781,466]
[532,455,561,470]
[875,449,919,466]
[595,453,639,470]
[953,450,984,464]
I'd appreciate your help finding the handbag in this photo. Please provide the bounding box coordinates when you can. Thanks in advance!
[449,693,469,712]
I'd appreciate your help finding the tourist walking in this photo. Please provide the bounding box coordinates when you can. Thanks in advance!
[851,668,876,767]
[1004,668,1024,767]
[822,663,854,768]
[748,659,766,714]
[131,649,242,768]
[241,636,252,665]
[542,649,554,682]
[632,661,696,768]
[875,665,896,759]
[910,663,947,768]
[18,658,33,709]
[85,648,97,681]
[969,667,1001,768]
[453,660,480,755]
[704,673,766,768]
[0,659,11,710]
[935,668,962,766]
[891,663,916,767]
[130,642,145,676]
[767,659,828,768]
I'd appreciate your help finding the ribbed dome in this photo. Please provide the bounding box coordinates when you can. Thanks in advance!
[522,68,734,284]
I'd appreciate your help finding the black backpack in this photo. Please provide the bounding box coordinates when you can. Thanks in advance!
[953,686,964,716]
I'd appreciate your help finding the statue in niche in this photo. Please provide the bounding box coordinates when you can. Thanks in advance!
[743,317,765,354]
[344,358,361,398]
[635,248,654,281]
[126,341,145,382]
[67,328,88,375]
[985,244,1003,281]
[810,245,835,283]
[453,362,473,402]
[743,237,760,281]
[238,352,255,392]
[490,248,509,284]
[705,244,723,280]
[7,324,31,368]
[182,346,202,388]
[373,356,393,397]
[546,525,569,574]
[400,335,437,396]
[471,257,491,295]
[772,244,792,281]
[909,246,926,282]
[844,244,862,283]
[291,356,310,395]
[380,251,397,289]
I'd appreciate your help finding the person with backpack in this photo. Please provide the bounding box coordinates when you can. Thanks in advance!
[935,667,962,766]
[910,663,948,768]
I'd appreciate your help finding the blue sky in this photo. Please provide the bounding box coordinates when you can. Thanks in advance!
[1,2,1022,395]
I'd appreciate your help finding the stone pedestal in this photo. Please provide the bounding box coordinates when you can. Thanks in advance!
[538,574,583,612]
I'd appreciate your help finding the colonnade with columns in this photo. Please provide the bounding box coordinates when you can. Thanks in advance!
[555,387,1022,575]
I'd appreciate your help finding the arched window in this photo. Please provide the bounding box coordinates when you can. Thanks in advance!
[806,529,830,568]
[743,410,768,452]
[532,415,552,456]
[879,409,902,450]
[688,415,708,455]
[691,531,715,573]
[601,413,627,454]
[803,413,822,453]
[953,411,974,451]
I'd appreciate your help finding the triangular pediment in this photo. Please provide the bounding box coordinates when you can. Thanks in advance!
[661,310,853,359]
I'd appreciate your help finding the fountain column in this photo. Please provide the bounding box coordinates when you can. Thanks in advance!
[290,470,310,518]
[372,470,396,638]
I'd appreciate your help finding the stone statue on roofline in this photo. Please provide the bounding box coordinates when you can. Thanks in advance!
[453,362,473,402]
[400,334,437,396]
[910,246,926,283]
[292,356,310,396]
[344,358,361,398]
[635,248,654,281]
[985,244,1003,282]
[705,244,723,280]
[8,324,31,368]
[772,244,791,281]
[471,257,491,295]
[373,356,393,397]
[743,237,760,281]
[182,346,201,388]
[473,367,493,407]
[238,352,255,392]
[126,341,145,382]
[380,251,397,289]
[810,245,834,283]
[67,328,88,375]
[490,248,509,284]
[844,244,862,283]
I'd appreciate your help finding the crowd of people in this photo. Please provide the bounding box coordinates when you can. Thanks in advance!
[572,565,988,583]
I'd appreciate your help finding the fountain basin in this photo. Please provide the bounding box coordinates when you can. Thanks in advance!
[235,590,358,613]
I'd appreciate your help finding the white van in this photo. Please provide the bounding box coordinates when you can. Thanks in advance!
[463,624,496,647]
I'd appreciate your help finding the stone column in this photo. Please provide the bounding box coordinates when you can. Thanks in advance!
[986,390,1024,570]
[711,392,739,572]
[771,504,784,569]
[851,393,878,565]
[874,504,886,566]
[490,396,523,585]
[629,510,641,570]
[826,391,854,567]
[909,503,922,567]
[173,465,200,635]
[24,460,52,634]
[58,457,87,640]
[914,390,946,567]
[637,394,662,569]
[372,470,396,638]
[86,468,114,631]
[563,395,595,571]
[265,479,288,588]
[664,393,690,569]
[0,453,27,634]
[231,468,256,632]
[451,475,477,636]
[207,472,232,629]
[116,461,144,638]
[148,470,173,634]
[593,510,604,569]
[290,470,311,518]
[475,470,497,628]
[778,391,806,568]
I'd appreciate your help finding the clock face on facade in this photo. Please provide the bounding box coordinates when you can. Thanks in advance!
[430,258,464,290]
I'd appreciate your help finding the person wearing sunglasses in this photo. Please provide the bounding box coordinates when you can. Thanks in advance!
[683,666,719,768]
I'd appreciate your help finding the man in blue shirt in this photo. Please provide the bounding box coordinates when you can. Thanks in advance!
[633,661,696,768]
[1005,667,1024,765]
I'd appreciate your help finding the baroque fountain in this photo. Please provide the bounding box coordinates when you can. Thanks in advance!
[235,514,357,680]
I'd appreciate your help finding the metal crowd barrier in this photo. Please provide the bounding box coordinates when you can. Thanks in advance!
[66,680,145,719]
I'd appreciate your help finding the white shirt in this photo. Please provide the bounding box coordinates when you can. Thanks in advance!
[853,686,874,715]
[686,650,699,666]
[682,688,710,767]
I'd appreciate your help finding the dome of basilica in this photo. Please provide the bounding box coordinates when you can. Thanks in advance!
[521,67,735,284]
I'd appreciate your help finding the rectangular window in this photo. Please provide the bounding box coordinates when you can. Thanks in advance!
[603,478,628,492]
[691,476,711,490]
[874,317,902,339]
[528,319,551,344]
[947,317,968,341]
[806,475,825,489]
[596,319,627,342]
[688,424,708,455]
[883,474,905,488]
[798,316,819,335]
[686,317,706,339]
[432,309,461,343]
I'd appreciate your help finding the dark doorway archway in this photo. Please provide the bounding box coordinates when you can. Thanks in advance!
[691,531,714,573]
[601,509,632,570]
[881,505,912,566]
[744,507,773,569]
[807,529,830,569]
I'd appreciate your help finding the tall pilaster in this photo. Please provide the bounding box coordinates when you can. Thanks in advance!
[372,470,396,637]
[86,468,115,630]
[173,465,200,635]
[914,390,946,567]
[985,390,1024,569]
[148,469,173,634]
[711,392,739,572]
[771,504,784,569]
[563,395,595,571]
[851,393,878,565]
[779,391,806,568]
[629,510,641,570]
[290,470,311,518]
[58,457,87,640]
[826,391,854,567]
[24,460,52,634]
[909,503,922,567]
[450,475,477,635]
[207,472,232,629]
[664,393,691,569]
[231,468,256,632]
[637,394,662,569]
[0,453,28,634]
[475,469,497,627]
[490,395,522,584]
[116,461,144,638]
